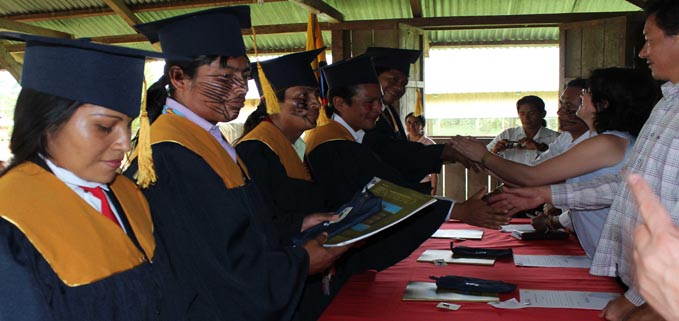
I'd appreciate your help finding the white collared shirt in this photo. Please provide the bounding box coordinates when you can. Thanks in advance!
[44,157,126,233]
[332,114,366,143]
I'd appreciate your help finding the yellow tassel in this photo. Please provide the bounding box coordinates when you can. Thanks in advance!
[136,79,157,188]
[414,88,424,116]
[316,105,330,126]
[257,63,280,114]
[252,27,280,115]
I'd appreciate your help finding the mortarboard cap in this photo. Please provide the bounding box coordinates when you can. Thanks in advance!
[135,6,251,57]
[258,47,324,92]
[0,31,177,117]
[364,47,422,76]
[321,55,379,91]
[255,48,324,114]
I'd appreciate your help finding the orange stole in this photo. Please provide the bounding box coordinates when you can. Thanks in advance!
[0,162,155,286]
[237,121,311,181]
[303,120,355,155]
[150,114,249,189]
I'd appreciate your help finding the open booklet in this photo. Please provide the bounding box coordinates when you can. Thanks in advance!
[292,177,438,248]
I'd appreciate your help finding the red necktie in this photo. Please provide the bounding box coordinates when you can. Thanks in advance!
[80,186,121,228]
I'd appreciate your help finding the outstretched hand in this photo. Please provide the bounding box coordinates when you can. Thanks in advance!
[449,136,489,163]
[485,185,551,216]
[451,188,511,229]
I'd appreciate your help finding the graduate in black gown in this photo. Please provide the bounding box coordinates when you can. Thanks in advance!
[0,32,186,321]
[305,55,511,231]
[125,7,346,321]
[237,48,336,245]
[361,47,480,184]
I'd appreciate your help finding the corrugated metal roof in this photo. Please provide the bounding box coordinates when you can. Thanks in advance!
[0,0,643,51]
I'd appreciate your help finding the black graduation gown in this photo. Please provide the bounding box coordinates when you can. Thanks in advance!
[0,164,180,321]
[126,140,308,321]
[363,104,446,184]
[236,140,323,245]
[301,121,451,320]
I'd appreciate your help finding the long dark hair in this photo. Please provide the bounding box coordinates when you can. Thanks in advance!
[588,67,659,136]
[4,88,81,175]
[239,88,287,140]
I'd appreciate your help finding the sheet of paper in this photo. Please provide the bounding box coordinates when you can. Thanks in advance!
[402,282,499,302]
[500,224,535,233]
[417,249,495,266]
[432,229,483,240]
[519,289,620,310]
[488,298,527,309]
[513,254,592,268]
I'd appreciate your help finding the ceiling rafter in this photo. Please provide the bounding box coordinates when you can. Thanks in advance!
[289,0,344,23]
[2,0,286,23]
[0,18,72,38]
[0,43,21,81]
[410,0,423,18]
[625,0,647,9]
[103,0,143,26]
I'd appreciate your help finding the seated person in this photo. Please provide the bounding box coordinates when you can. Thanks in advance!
[405,112,438,195]
[487,95,559,165]
[451,67,657,257]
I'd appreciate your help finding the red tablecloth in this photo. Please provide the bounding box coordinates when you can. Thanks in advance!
[319,219,621,321]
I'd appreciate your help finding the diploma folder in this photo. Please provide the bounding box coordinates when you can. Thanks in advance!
[293,177,438,247]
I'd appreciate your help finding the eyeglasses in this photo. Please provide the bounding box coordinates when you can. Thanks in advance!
[581,88,592,96]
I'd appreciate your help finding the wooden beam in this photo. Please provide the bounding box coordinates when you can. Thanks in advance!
[103,0,143,26]
[626,0,647,9]
[289,0,344,23]
[410,0,423,18]
[0,43,21,82]
[5,0,286,23]
[0,18,72,38]
[3,11,634,52]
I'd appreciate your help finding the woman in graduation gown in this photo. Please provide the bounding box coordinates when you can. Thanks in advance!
[125,7,345,321]
[236,51,456,320]
[0,32,185,321]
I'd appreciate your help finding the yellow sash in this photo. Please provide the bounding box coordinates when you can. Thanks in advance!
[150,114,250,189]
[0,162,155,286]
[237,121,311,181]
[303,120,355,155]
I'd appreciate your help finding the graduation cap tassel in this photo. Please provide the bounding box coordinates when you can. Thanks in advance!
[316,63,331,126]
[252,27,280,114]
[414,88,424,117]
[136,79,157,188]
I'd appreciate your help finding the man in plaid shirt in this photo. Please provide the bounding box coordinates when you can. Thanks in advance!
[485,1,679,320]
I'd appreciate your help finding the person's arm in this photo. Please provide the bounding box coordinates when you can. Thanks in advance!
[451,134,629,187]
[550,173,621,210]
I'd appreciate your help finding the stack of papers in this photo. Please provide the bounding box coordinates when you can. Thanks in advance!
[431,229,484,240]
[417,249,495,266]
[489,289,620,310]
[513,254,592,268]
[402,281,499,302]
[500,224,535,233]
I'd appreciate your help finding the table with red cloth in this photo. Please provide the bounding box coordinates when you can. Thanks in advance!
[319,219,623,321]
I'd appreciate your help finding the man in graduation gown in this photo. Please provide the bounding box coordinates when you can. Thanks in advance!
[361,47,477,184]
[0,33,187,321]
[125,7,344,321]
[305,55,510,231]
